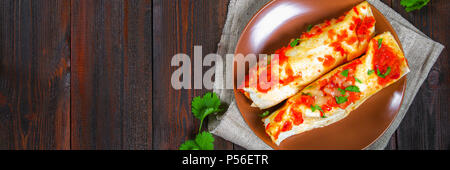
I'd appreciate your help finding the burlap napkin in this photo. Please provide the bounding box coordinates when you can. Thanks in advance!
[208,0,444,150]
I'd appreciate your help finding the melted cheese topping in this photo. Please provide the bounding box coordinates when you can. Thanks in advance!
[263,32,410,145]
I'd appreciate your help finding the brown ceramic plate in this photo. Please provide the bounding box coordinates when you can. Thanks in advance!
[233,0,407,150]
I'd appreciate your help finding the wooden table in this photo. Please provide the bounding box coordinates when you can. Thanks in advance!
[0,0,447,150]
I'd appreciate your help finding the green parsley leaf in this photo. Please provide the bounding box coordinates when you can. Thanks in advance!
[307,24,313,32]
[259,111,270,118]
[368,70,375,75]
[378,38,383,49]
[335,96,348,104]
[354,76,362,83]
[191,92,222,132]
[305,86,314,89]
[376,66,391,78]
[345,85,360,92]
[316,105,324,113]
[179,140,200,150]
[341,69,349,77]
[195,131,215,150]
[338,88,346,95]
[400,0,430,12]
[290,38,301,47]
[310,105,317,112]
[267,55,271,65]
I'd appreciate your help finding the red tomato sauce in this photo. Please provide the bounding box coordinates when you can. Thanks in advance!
[328,29,336,39]
[281,121,293,132]
[291,107,304,125]
[274,109,286,122]
[239,46,297,93]
[353,7,360,15]
[336,15,346,23]
[274,131,281,140]
[274,46,291,65]
[265,123,271,131]
[346,36,358,44]
[331,42,347,56]
[372,39,402,86]
[280,65,301,85]
[292,94,315,107]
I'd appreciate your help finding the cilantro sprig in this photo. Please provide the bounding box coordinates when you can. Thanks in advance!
[290,38,301,47]
[180,92,222,150]
[192,92,222,132]
[400,0,430,12]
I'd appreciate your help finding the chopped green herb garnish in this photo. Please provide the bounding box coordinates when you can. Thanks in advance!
[180,92,221,150]
[307,24,313,32]
[335,96,348,104]
[311,104,326,118]
[259,111,270,118]
[310,104,324,113]
[290,38,301,47]
[267,55,271,65]
[345,85,360,92]
[341,69,349,77]
[378,38,383,49]
[305,86,314,89]
[310,105,317,112]
[354,76,362,83]
[338,88,346,95]
[180,131,214,150]
[376,66,391,78]
[302,92,312,96]
[368,70,375,75]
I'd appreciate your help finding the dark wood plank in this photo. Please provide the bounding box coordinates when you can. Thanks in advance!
[0,0,71,149]
[152,0,232,150]
[386,0,449,150]
[71,0,153,149]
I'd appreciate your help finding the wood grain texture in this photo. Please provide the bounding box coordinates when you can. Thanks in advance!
[0,0,71,149]
[71,0,152,149]
[152,0,231,150]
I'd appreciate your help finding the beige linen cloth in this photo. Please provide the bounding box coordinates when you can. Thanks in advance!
[208,0,444,150]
